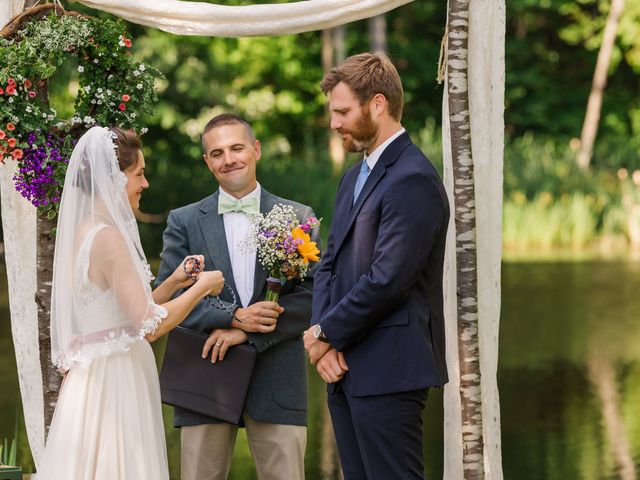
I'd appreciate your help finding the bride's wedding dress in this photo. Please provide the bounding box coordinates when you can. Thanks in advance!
[35,224,170,479]
[34,127,171,479]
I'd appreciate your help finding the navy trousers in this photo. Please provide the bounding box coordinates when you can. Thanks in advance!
[328,377,428,480]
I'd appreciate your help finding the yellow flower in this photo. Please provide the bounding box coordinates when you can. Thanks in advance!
[292,226,320,263]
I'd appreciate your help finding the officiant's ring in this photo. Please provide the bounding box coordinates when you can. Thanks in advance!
[214,343,222,347]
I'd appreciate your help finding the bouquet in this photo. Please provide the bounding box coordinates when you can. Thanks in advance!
[244,204,321,302]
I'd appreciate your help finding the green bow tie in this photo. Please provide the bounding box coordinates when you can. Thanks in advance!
[218,195,260,215]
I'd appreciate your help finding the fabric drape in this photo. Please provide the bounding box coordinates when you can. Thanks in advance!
[75,0,412,37]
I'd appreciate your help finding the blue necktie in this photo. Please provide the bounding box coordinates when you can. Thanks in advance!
[353,160,370,204]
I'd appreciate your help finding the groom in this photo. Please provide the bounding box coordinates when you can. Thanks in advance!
[157,113,317,480]
[303,52,450,479]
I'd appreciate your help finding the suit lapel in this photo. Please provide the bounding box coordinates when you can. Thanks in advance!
[197,191,239,297]
[332,132,412,257]
[248,188,275,304]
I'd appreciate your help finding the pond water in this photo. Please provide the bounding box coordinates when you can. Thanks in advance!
[1,258,640,479]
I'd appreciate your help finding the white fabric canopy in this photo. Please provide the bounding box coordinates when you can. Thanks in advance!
[75,0,412,37]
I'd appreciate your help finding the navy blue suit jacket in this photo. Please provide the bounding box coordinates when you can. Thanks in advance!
[312,132,449,397]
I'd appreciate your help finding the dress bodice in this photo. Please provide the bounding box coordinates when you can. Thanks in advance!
[54,223,167,371]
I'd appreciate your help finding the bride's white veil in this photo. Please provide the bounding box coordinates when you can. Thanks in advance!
[51,126,165,371]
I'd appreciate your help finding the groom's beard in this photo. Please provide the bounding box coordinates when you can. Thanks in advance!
[340,108,378,153]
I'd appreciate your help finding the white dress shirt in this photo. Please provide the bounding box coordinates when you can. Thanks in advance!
[363,127,406,171]
[220,184,261,307]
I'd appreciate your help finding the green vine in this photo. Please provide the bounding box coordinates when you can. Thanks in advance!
[0,10,161,217]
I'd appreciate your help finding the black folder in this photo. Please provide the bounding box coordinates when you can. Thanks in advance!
[160,326,257,425]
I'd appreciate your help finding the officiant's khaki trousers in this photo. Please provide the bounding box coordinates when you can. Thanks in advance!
[181,413,306,480]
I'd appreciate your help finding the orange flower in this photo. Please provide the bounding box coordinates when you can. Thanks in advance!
[0,87,4,95]
[7,78,15,87]
[7,138,17,148]
[124,38,132,48]
[0,130,5,140]
[122,94,131,102]
[6,85,16,95]
[292,227,320,263]
[12,149,23,160]
[6,123,15,131]
[24,79,32,89]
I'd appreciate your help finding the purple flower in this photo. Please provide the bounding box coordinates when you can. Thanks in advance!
[13,132,70,211]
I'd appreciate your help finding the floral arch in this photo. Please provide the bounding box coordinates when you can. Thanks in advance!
[0,1,504,478]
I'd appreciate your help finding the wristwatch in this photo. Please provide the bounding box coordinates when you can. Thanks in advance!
[313,324,329,343]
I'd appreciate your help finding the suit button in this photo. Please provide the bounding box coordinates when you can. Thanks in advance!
[331,274,337,280]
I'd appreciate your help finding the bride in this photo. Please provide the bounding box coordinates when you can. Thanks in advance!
[35,126,223,479]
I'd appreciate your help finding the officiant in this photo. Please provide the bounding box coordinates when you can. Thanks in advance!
[156,113,319,480]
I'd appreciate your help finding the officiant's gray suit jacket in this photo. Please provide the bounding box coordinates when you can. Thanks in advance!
[156,187,317,428]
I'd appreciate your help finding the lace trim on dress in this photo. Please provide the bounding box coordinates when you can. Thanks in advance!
[54,302,167,373]
[138,302,168,338]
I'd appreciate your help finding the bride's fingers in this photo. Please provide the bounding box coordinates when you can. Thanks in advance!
[183,255,205,281]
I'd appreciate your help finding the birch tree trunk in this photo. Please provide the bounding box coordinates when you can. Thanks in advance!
[576,0,625,170]
[368,14,387,52]
[322,26,346,172]
[447,0,484,477]
[36,215,59,435]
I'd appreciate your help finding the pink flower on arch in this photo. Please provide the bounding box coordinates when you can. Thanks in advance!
[119,103,126,111]
[122,94,131,102]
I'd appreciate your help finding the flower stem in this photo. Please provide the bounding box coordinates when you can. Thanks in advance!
[266,277,283,303]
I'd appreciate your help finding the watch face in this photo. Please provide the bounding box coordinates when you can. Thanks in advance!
[314,324,321,338]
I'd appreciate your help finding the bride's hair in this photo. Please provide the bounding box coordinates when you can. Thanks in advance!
[108,127,141,171]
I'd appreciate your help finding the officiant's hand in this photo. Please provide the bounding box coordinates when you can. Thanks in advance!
[231,301,283,333]
[203,328,248,363]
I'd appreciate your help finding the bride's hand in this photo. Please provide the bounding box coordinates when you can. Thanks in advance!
[173,255,205,288]
[198,270,225,296]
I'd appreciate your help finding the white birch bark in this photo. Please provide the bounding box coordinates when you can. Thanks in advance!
[446,1,484,475]
[443,0,505,477]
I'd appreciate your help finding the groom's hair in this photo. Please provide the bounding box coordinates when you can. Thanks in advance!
[202,113,255,150]
[320,52,404,122]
